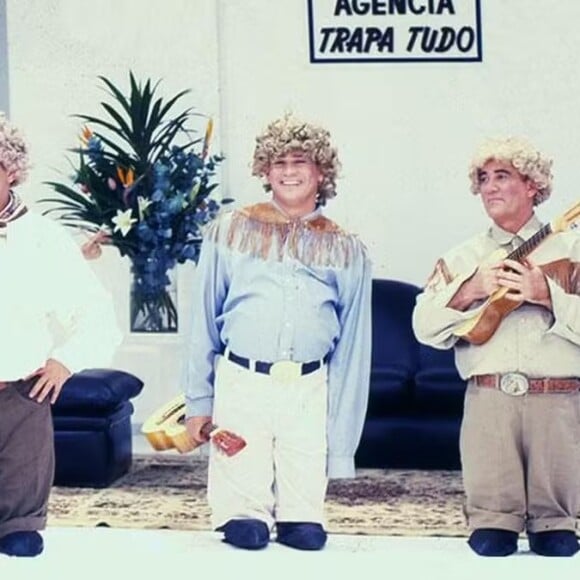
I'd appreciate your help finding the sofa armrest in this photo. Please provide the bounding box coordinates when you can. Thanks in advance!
[53,368,144,415]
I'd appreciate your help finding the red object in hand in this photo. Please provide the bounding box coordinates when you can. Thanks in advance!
[212,429,247,456]
[200,422,247,457]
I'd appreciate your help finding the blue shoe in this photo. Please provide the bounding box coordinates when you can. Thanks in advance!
[468,529,518,557]
[0,531,44,557]
[528,531,579,557]
[276,522,327,551]
[218,519,269,550]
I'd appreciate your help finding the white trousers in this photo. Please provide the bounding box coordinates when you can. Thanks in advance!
[208,356,328,530]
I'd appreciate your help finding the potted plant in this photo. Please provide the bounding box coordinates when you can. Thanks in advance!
[41,73,229,332]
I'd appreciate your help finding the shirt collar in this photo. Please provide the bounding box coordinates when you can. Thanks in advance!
[269,199,322,222]
[488,213,543,246]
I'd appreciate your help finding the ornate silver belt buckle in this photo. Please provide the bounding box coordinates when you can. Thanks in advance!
[269,361,301,383]
[499,372,529,396]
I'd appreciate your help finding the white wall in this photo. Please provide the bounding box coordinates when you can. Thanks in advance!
[6,0,580,424]
[0,0,8,113]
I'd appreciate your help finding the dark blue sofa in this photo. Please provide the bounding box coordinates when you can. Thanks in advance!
[51,369,143,487]
[355,279,467,470]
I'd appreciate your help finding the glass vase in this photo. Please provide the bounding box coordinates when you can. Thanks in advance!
[130,268,178,333]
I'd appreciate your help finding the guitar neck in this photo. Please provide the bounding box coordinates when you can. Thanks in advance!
[507,223,552,261]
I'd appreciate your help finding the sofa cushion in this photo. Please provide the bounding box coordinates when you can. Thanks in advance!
[53,369,143,416]
[52,402,135,430]
[414,344,467,415]
[371,279,420,378]
[366,279,421,412]
[366,368,413,415]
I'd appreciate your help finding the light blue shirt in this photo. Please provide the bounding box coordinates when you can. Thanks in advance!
[182,203,372,478]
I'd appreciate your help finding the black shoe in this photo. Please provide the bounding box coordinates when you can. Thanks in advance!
[276,522,327,551]
[0,531,44,557]
[528,531,579,557]
[467,528,518,557]
[218,519,270,550]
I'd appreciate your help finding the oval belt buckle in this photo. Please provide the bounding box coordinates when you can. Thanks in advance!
[269,361,302,383]
[499,372,529,396]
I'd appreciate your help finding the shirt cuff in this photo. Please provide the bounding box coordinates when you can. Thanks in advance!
[185,394,214,418]
[327,455,355,479]
[49,349,79,374]
[545,278,574,336]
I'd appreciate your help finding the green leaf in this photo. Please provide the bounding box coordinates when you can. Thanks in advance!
[44,72,227,268]
[98,75,132,116]
[99,103,133,141]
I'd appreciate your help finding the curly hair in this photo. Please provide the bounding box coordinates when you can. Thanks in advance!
[468,137,553,205]
[251,115,341,205]
[0,113,30,186]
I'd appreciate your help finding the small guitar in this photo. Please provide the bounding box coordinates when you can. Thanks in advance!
[454,201,580,345]
[142,394,247,456]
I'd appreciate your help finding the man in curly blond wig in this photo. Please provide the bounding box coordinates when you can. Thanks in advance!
[251,115,340,206]
[414,136,580,558]
[0,114,121,557]
[183,115,371,551]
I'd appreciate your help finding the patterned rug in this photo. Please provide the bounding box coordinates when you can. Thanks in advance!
[48,455,468,537]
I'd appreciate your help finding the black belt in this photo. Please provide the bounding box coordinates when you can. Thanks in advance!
[226,351,328,376]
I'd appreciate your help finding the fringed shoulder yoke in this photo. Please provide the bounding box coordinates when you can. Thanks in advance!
[207,203,365,269]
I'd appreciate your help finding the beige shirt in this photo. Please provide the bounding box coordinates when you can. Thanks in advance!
[0,211,122,380]
[412,214,580,379]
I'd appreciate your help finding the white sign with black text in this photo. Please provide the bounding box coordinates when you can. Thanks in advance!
[307,0,482,63]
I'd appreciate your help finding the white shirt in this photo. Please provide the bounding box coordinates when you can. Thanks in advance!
[413,215,580,379]
[0,211,122,380]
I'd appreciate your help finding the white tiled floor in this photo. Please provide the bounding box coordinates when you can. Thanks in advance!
[1,435,579,578]
[2,528,579,580]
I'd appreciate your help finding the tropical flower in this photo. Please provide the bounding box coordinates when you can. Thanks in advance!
[41,73,230,332]
[111,208,137,236]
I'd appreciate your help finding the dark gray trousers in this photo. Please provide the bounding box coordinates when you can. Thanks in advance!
[0,379,54,538]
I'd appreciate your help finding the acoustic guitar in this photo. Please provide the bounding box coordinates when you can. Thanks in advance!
[141,394,246,456]
[453,201,580,345]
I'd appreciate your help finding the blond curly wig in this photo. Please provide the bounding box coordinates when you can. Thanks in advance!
[0,113,30,186]
[468,137,553,205]
[251,115,340,205]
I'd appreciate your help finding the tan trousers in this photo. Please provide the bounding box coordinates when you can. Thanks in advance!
[0,379,54,538]
[207,356,328,530]
[460,382,580,533]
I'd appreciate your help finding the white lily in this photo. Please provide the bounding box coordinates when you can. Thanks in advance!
[112,209,137,237]
[137,196,153,220]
